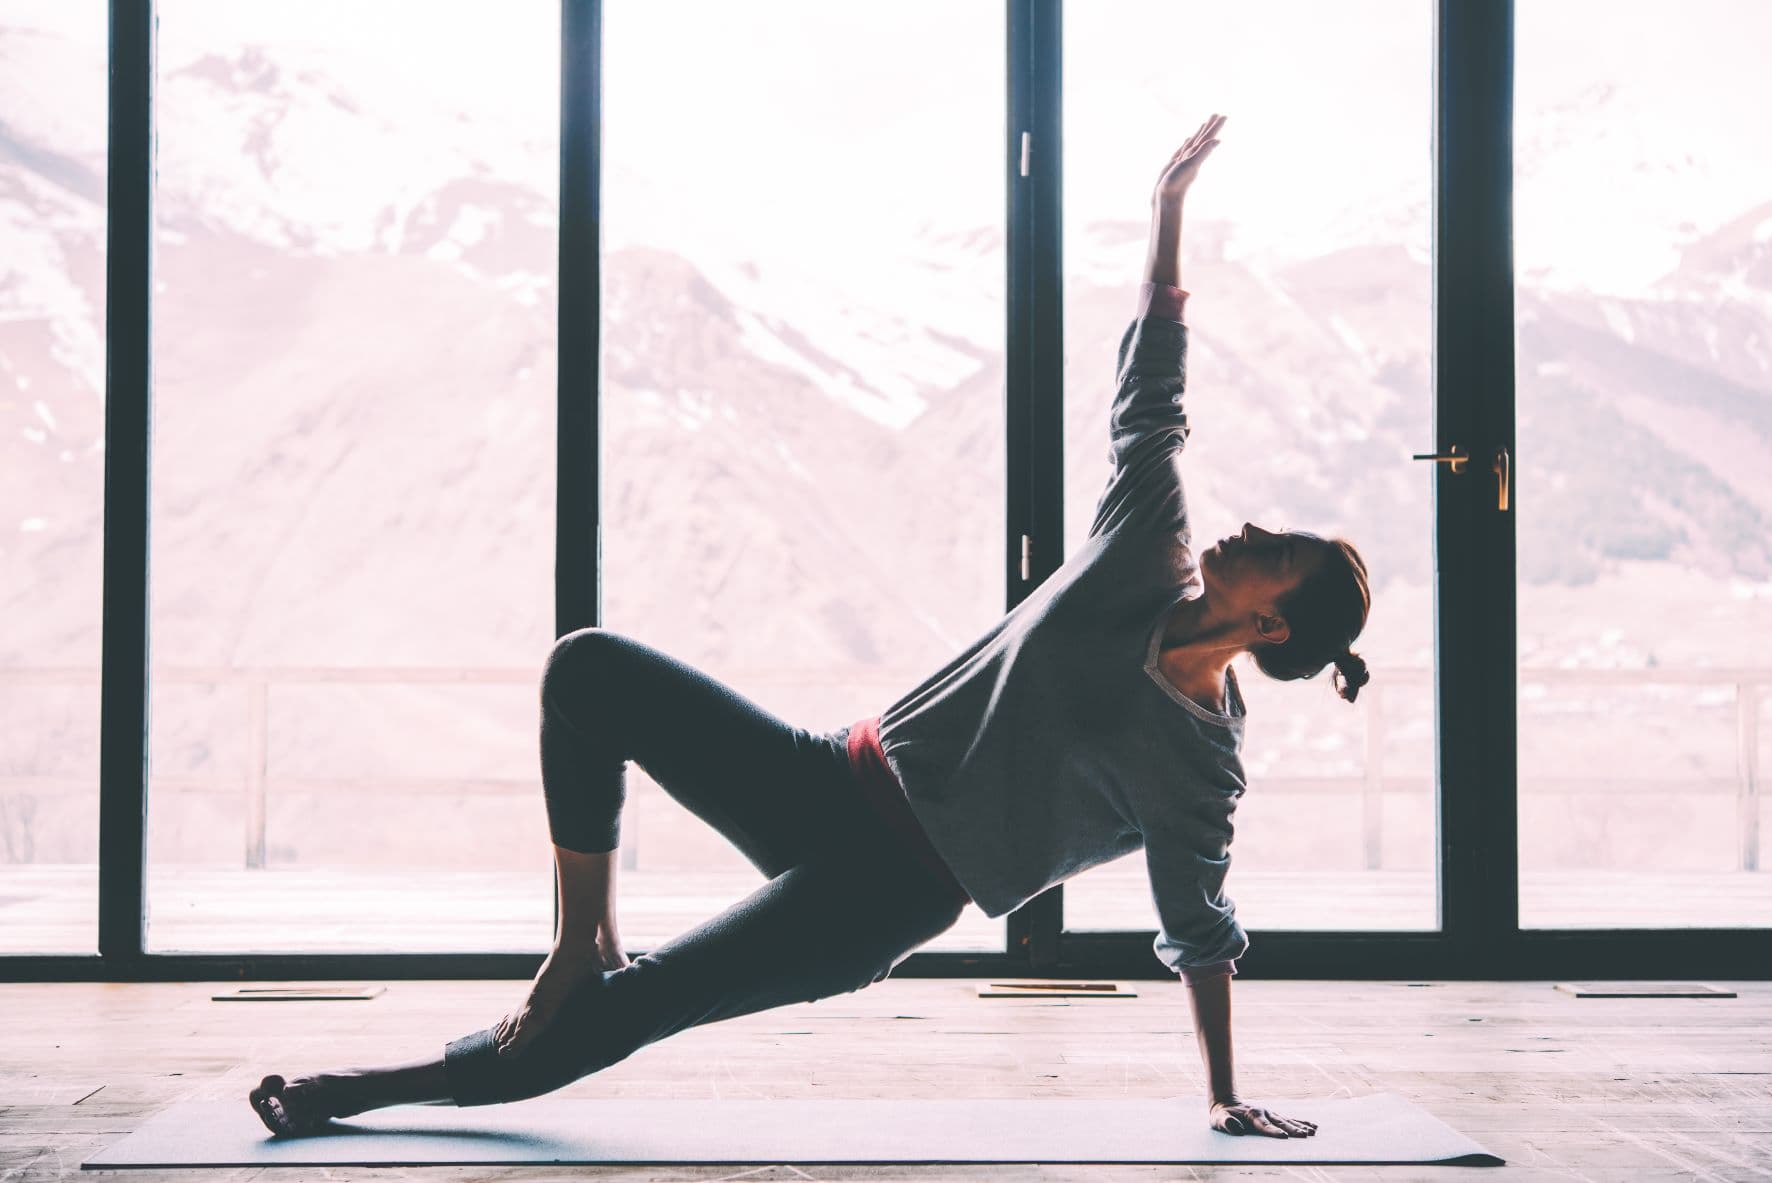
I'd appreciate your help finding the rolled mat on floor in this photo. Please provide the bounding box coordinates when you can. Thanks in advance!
[83,1092,1503,1167]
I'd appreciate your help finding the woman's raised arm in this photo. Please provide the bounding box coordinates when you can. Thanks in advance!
[1143,113,1225,289]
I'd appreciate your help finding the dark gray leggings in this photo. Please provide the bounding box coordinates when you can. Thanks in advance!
[442,627,969,1106]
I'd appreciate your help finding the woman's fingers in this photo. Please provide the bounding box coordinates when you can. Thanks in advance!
[1152,114,1226,202]
[1176,115,1226,158]
[1251,1108,1318,1138]
[495,1007,535,1056]
[1214,1102,1317,1138]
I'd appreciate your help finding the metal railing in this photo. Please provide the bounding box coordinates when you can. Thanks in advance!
[0,665,1763,872]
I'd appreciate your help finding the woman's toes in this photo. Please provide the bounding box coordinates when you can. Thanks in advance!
[249,1075,286,1134]
[247,1073,334,1137]
[249,1082,290,1135]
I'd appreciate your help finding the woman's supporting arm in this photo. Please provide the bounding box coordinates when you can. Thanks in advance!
[1185,969,1239,1111]
[1186,965,1320,1137]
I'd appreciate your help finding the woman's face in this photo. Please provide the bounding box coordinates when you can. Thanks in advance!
[1199,523,1327,634]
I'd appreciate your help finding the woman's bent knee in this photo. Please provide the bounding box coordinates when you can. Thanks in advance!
[541,627,630,713]
[545,626,619,680]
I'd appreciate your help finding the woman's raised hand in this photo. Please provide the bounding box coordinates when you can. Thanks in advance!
[1151,113,1226,208]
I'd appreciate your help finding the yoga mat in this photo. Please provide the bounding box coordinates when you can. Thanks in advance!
[976,988,1139,998]
[211,985,386,1002]
[979,980,1139,998]
[83,1092,1502,1168]
[1555,981,1735,998]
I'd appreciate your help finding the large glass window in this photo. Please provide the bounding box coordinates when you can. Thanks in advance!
[145,2,560,952]
[1060,1,1438,935]
[603,0,1008,951]
[0,3,107,954]
[24,2,1761,970]
[1515,1,1772,927]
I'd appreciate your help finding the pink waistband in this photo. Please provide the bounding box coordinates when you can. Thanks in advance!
[846,716,970,906]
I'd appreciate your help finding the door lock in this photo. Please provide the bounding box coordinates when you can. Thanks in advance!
[1411,443,1510,511]
[1411,443,1468,474]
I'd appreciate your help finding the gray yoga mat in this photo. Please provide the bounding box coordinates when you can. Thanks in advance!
[83,1092,1502,1167]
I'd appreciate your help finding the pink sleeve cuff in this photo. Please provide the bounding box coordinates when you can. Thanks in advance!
[1179,959,1237,986]
[1137,281,1190,326]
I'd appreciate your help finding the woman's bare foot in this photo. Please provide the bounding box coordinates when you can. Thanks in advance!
[248,1072,361,1137]
[494,930,628,1058]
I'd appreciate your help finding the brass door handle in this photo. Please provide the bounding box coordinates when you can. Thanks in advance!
[1493,445,1510,512]
[1411,443,1468,474]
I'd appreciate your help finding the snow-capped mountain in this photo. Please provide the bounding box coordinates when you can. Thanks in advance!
[3,15,1770,689]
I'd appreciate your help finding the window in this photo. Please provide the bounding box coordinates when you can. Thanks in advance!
[0,2,107,954]
[1061,0,1438,935]
[145,1,560,952]
[603,0,1008,951]
[1514,0,1772,928]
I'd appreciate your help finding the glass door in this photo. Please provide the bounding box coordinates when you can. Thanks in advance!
[1513,1,1772,929]
[0,2,108,954]
[1058,0,1440,945]
[144,2,561,953]
[602,0,1009,952]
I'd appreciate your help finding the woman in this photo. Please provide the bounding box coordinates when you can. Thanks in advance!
[250,113,1366,1142]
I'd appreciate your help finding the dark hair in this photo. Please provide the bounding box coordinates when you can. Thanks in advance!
[1249,535,1372,703]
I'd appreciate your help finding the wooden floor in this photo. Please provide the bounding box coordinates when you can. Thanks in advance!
[2,977,1768,1181]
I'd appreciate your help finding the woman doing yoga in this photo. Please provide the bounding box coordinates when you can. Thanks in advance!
[250,113,1368,1141]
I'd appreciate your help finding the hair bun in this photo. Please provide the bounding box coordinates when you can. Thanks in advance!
[1332,648,1371,703]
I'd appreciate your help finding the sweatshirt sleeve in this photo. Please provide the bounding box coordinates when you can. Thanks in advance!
[1087,286,1193,540]
[1138,281,1190,326]
[1142,814,1249,974]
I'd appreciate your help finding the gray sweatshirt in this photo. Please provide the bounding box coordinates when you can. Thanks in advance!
[877,307,1248,974]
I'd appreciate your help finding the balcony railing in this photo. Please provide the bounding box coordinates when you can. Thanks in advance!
[0,665,1763,873]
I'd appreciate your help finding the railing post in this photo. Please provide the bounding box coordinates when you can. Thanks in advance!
[1739,682,1760,873]
[245,678,268,869]
[1364,682,1385,870]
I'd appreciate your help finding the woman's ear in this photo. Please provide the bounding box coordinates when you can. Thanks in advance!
[1255,612,1290,646]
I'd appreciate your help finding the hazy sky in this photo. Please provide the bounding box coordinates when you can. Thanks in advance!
[5,0,1771,293]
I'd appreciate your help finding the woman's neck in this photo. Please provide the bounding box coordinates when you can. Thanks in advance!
[1157,595,1246,707]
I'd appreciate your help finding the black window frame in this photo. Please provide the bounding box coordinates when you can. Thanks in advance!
[5,0,1765,984]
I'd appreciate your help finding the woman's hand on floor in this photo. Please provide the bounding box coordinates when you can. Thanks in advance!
[1209,1100,1318,1138]
[494,929,630,1058]
[1151,113,1226,208]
